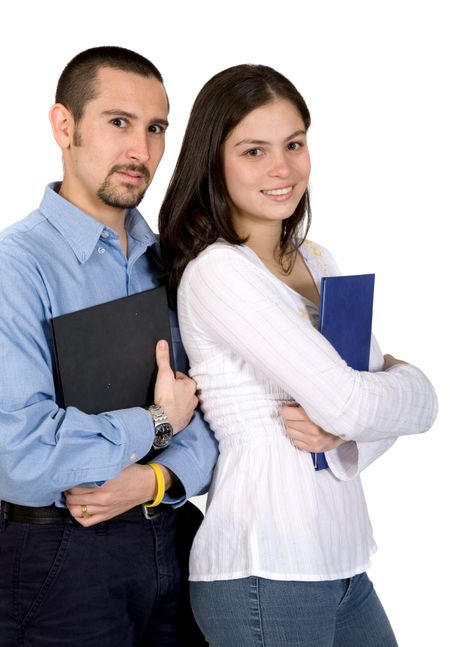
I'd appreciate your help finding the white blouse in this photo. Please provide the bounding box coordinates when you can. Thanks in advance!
[177,240,438,582]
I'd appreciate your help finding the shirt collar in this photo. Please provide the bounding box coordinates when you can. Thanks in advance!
[39,183,157,263]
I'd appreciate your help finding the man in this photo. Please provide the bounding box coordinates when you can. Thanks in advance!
[0,46,216,646]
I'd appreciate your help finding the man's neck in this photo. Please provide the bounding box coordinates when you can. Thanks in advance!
[58,181,128,256]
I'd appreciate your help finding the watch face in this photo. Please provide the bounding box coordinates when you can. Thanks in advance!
[153,423,173,449]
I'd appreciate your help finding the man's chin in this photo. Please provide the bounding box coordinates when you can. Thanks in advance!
[97,188,147,210]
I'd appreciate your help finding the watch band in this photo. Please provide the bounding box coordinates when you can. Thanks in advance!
[148,404,168,425]
[148,404,173,449]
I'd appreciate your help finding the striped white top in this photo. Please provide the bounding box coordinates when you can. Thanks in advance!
[178,240,438,582]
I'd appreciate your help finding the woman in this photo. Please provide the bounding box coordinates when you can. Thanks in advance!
[159,65,438,646]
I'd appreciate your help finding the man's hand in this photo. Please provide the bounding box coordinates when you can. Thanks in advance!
[65,463,174,527]
[281,405,344,452]
[154,339,198,433]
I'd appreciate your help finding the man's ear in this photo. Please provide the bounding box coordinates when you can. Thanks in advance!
[49,103,74,149]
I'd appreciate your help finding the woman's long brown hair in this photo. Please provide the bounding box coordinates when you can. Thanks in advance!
[158,64,312,295]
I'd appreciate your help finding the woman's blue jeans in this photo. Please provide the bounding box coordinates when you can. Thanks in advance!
[190,572,398,646]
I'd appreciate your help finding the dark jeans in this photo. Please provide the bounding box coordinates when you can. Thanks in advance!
[0,504,206,647]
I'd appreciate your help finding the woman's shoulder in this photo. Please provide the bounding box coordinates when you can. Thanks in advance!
[184,241,261,274]
[179,241,270,298]
[300,239,341,276]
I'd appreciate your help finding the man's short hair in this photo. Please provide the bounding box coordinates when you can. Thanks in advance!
[55,45,164,123]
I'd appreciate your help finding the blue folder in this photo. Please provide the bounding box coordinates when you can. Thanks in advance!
[312,274,375,470]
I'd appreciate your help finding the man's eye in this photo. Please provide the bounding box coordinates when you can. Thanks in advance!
[149,124,165,134]
[287,141,303,150]
[111,118,126,128]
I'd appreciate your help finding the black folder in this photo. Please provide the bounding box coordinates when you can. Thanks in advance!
[51,287,173,414]
[313,273,375,470]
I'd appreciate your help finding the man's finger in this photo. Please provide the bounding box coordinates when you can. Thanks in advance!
[65,487,96,496]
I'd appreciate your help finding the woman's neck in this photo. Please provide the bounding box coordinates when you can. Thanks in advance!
[247,229,319,305]
[238,221,284,266]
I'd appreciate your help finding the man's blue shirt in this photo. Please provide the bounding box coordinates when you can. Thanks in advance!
[0,184,217,507]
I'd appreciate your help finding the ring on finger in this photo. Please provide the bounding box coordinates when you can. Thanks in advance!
[81,504,88,518]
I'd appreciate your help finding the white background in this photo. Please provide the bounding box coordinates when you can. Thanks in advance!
[2,1,448,644]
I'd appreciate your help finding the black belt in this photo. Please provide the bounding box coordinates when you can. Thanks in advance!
[1,501,171,524]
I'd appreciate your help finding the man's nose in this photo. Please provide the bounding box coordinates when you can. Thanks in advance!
[127,131,151,164]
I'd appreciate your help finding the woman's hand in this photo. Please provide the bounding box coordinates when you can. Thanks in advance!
[383,353,409,370]
[281,405,344,452]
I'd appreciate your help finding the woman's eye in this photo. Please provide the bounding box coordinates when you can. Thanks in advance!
[287,141,303,150]
[245,148,262,157]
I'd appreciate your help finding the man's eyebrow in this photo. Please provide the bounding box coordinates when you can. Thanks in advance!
[102,109,137,119]
[102,109,169,126]
[234,129,306,147]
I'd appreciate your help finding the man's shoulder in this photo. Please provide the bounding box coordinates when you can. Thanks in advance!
[0,210,56,280]
[0,210,47,248]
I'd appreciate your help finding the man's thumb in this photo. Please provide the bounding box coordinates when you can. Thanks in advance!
[155,339,170,370]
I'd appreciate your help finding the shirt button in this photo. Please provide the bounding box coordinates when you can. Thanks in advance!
[97,246,106,254]
[101,230,109,238]
[130,452,137,461]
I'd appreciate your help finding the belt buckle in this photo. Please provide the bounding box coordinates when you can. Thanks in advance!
[141,504,161,520]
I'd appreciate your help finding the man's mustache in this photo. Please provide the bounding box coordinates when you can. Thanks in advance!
[108,164,151,183]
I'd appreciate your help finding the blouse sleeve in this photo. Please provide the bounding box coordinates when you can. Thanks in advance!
[178,245,438,448]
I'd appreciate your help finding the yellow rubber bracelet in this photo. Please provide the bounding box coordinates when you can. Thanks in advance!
[144,463,165,508]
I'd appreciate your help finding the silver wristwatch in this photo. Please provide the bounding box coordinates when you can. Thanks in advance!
[148,404,173,449]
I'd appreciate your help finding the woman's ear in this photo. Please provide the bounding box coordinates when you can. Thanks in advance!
[49,103,74,149]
